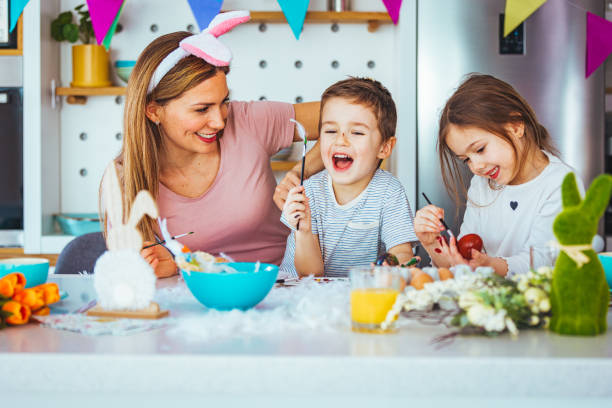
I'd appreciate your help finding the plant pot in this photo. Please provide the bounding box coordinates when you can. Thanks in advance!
[70,44,111,88]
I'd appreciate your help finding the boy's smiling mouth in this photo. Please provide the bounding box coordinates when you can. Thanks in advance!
[332,153,354,171]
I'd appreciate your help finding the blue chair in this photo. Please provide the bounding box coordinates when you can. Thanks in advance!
[54,232,107,274]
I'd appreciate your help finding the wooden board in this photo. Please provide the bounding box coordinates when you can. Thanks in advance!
[87,302,169,320]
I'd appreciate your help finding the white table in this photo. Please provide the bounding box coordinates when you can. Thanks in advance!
[0,274,611,407]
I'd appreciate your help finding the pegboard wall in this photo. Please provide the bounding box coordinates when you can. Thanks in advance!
[58,0,397,213]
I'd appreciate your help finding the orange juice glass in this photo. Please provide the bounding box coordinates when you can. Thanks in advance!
[350,266,401,333]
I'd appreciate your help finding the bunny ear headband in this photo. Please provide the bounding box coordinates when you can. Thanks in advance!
[147,10,250,94]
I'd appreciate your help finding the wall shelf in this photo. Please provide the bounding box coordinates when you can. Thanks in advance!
[56,86,126,104]
[270,161,297,171]
[248,11,392,32]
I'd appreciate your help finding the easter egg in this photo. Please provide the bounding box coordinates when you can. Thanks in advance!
[410,270,434,290]
[438,267,454,280]
[458,234,484,260]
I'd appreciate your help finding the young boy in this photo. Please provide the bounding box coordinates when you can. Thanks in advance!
[279,77,417,278]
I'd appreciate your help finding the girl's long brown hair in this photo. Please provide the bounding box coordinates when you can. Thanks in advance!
[438,74,558,207]
[101,31,229,241]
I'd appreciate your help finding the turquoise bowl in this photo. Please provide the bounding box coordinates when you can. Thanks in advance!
[56,213,101,236]
[181,262,279,311]
[598,252,612,291]
[115,60,136,83]
[0,258,49,288]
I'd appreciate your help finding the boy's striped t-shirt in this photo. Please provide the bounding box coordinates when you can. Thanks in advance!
[279,169,418,278]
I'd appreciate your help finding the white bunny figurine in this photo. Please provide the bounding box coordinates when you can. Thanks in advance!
[93,162,159,310]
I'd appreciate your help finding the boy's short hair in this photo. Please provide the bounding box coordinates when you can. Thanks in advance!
[319,77,397,142]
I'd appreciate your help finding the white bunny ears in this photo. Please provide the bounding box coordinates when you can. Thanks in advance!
[102,162,159,251]
[147,10,250,94]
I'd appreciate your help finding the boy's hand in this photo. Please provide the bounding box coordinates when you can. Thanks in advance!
[282,185,311,233]
[141,241,178,278]
[274,169,300,210]
[414,204,446,246]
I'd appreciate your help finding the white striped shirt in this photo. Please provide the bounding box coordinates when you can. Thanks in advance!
[279,169,418,278]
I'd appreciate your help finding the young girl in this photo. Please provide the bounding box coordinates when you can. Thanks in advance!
[414,74,583,277]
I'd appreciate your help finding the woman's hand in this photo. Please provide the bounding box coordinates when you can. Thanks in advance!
[274,169,300,211]
[282,185,311,233]
[141,241,178,278]
[414,205,446,246]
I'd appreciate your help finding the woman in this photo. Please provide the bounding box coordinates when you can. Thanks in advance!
[104,11,322,277]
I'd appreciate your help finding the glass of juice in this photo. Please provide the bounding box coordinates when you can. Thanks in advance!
[350,266,402,334]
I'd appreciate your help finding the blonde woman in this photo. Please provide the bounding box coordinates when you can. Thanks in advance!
[103,12,322,277]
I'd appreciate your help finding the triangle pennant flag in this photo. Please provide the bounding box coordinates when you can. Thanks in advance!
[503,0,547,37]
[277,0,309,40]
[586,12,612,78]
[382,0,402,25]
[9,0,29,32]
[187,0,223,31]
[87,0,124,45]
[102,1,125,50]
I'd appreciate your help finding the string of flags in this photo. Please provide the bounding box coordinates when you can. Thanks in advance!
[7,0,612,78]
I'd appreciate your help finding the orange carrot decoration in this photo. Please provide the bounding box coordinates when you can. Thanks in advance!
[1,300,31,325]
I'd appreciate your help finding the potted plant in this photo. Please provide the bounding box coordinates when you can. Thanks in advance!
[51,4,111,88]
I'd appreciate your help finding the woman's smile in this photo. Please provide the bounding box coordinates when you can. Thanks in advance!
[196,131,218,143]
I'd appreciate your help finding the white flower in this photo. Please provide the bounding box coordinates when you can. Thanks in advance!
[483,309,507,332]
[517,278,528,293]
[536,266,553,279]
[505,317,518,336]
[529,315,540,326]
[474,266,494,276]
[467,304,495,326]
[524,287,546,306]
[458,291,482,309]
[539,298,551,313]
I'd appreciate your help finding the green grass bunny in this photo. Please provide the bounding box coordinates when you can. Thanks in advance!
[550,172,612,335]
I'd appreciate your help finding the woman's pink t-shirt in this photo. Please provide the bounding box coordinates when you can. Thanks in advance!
[157,101,295,265]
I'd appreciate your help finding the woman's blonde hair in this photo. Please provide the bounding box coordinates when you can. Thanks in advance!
[102,31,229,241]
[438,74,558,208]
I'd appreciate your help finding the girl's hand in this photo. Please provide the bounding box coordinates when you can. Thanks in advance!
[282,185,311,233]
[414,205,446,246]
[438,235,469,266]
[141,241,178,278]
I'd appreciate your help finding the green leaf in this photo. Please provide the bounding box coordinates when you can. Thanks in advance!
[51,20,64,41]
[75,4,84,11]
[63,24,79,43]
[58,11,73,25]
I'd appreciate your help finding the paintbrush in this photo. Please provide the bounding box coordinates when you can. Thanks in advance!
[290,119,308,229]
[421,192,453,238]
[142,232,194,249]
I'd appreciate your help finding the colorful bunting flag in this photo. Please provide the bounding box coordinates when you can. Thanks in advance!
[9,0,29,32]
[586,12,612,78]
[187,0,223,31]
[503,0,547,37]
[277,0,309,40]
[382,0,402,25]
[87,0,124,45]
[101,1,125,50]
